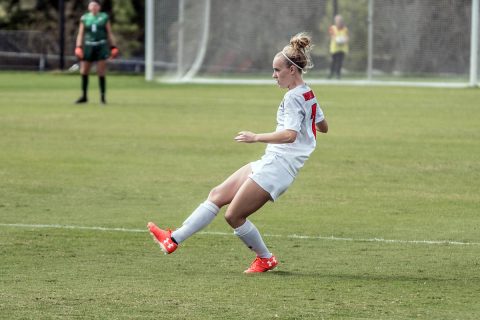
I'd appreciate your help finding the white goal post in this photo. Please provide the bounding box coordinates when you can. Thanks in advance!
[470,0,479,85]
[145,0,480,87]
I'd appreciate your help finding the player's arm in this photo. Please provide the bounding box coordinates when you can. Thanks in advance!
[316,119,328,133]
[106,21,119,58]
[75,22,85,59]
[234,129,297,144]
[328,26,336,39]
[344,28,350,43]
[76,22,85,47]
[106,22,117,47]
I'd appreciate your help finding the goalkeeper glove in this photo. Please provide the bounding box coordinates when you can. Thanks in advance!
[75,47,83,60]
[110,46,119,59]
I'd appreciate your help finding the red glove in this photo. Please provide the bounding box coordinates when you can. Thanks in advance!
[110,46,119,59]
[75,47,83,60]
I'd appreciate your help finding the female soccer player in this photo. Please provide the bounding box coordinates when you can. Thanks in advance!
[74,0,118,104]
[148,33,328,273]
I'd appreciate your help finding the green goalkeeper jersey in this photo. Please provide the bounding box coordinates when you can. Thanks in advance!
[81,12,109,43]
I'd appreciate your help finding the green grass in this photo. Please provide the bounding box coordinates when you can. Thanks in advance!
[0,71,479,319]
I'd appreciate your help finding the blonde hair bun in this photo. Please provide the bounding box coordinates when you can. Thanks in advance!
[280,32,314,73]
[290,32,312,54]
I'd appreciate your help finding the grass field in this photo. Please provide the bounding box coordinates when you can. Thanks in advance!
[0,72,479,319]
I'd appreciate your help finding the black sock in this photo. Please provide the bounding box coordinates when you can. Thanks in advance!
[81,74,89,99]
[171,236,178,244]
[99,76,106,101]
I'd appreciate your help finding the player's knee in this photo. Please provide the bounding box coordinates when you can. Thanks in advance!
[207,186,227,208]
[224,210,236,227]
[224,210,245,228]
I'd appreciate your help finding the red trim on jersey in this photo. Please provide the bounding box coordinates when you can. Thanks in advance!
[311,103,317,139]
[303,90,315,101]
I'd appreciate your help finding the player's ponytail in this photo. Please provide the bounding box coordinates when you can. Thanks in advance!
[279,32,314,73]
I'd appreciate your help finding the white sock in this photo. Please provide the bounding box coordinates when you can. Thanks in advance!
[234,220,272,259]
[171,200,219,244]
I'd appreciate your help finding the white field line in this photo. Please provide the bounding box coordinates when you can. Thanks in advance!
[1,223,479,246]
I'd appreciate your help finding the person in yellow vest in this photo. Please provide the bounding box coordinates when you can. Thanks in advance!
[328,15,349,79]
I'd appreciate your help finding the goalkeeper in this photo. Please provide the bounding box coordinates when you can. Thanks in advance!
[74,0,118,104]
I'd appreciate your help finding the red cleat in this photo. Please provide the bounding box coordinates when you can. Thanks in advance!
[147,222,177,254]
[244,255,278,273]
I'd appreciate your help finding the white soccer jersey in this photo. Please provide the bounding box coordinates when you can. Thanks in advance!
[265,84,324,176]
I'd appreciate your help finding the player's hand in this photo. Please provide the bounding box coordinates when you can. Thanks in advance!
[234,131,257,143]
[328,26,335,36]
[75,47,83,60]
[110,46,119,59]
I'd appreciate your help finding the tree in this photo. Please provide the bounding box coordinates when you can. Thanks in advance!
[0,0,144,59]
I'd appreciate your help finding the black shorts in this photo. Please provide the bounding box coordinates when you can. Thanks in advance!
[83,43,110,62]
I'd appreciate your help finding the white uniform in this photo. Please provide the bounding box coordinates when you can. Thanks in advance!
[250,84,325,201]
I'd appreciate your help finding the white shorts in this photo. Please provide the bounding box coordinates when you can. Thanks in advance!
[249,153,295,201]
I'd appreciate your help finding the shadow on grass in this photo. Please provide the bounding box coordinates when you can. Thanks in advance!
[267,269,474,283]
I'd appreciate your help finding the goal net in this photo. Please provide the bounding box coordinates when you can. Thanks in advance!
[146,0,480,87]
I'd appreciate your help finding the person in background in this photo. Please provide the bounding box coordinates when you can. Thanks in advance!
[328,15,349,79]
[74,0,119,104]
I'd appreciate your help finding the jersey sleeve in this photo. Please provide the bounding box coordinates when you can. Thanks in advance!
[283,93,305,132]
[315,103,325,123]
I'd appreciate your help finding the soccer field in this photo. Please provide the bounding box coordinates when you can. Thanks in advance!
[0,72,479,319]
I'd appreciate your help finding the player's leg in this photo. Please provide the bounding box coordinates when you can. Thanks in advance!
[225,178,278,272]
[226,178,271,256]
[170,163,252,243]
[148,164,252,253]
[328,54,335,79]
[207,163,253,207]
[76,61,91,103]
[331,53,339,79]
[336,52,345,79]
[96,60,107,104]
[225,178,271,229]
